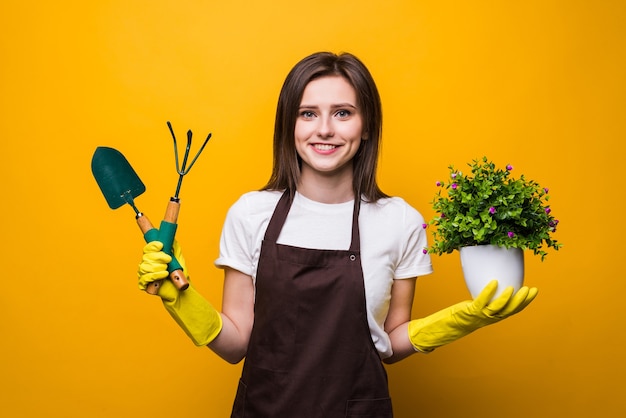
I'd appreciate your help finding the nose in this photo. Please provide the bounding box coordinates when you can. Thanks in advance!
[316,116,334,139]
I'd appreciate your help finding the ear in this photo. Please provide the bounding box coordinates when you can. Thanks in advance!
[362,131,369,140]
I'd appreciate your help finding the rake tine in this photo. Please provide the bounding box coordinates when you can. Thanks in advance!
[178,130,192,175]
[167,121,212,199]
[167,121,181,174]
[182,132,212,174]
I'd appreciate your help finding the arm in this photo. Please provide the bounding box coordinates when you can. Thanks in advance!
[383,277,417,364]
[407,281,537,353]
[383,278,538,362]
[138,242,254,364]
[208,267,255,364]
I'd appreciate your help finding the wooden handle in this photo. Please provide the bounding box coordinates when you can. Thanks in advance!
[135,214,162,295]
[168,269,189,291]
[136,214,154,235]
[163,198,180,223]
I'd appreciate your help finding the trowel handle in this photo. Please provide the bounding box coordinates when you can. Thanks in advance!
[136,215,164,295]
[136,211,189,295]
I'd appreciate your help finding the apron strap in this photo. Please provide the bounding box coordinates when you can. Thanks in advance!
[264,190,293,243]
[349,197,361,252]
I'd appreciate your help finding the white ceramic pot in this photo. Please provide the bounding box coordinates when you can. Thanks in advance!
[459,245,524,300]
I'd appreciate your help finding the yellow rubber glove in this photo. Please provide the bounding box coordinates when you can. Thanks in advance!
[408,280,538,353]
[138,241,223,346]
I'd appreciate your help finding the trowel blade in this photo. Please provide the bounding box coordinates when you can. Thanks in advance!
[91,146,146,209]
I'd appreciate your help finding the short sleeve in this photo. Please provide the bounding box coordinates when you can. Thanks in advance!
[214,195,256,277]
[213,191,282,279]
[394,202,433,279]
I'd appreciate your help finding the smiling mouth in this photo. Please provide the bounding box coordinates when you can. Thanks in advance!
[313,144,338,151]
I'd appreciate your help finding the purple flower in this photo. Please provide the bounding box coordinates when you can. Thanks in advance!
[422,223,428,229]
[436,181,442,187]
[549,219,560,230]
[451,173,457,179]
[507,231,515,238]
[451,183,458,190]
[544,187,549,193]
[545,207,551,214]
[489,206,496,214]
[506,164,513,171]
[422,248,428,254]
[440,213,446,218]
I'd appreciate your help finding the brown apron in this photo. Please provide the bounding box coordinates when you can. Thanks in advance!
[230,191,393,418]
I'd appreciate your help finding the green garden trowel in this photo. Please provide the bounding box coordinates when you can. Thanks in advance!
[91,146,189,294]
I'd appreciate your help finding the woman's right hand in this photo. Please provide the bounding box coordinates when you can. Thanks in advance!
[138,240,189,294]
[137,241,171,291]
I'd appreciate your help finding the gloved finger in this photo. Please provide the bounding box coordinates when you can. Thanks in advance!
[143,241,172,261]
[472,280,499,310]
[138,270,169,290]
[138,241,172,291]
[501,287,538,317]
[497,286,530,316]
[138,249,171,275]
[483,286,515,317]
[138,258,168,274]
[142,251,172,265]
[144,240,164,253]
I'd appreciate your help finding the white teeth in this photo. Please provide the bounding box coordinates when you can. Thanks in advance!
[314,144,337,151]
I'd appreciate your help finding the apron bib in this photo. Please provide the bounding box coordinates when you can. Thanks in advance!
[231,191,392,418]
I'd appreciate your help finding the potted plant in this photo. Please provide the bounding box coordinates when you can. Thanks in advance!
[427,156,562,298]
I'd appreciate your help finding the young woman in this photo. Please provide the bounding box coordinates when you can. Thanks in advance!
[138,52,537,418]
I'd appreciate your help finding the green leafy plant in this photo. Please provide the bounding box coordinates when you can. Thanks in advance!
[427,156,562,260]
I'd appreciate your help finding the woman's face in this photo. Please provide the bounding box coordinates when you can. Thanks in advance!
[294,75,364,180]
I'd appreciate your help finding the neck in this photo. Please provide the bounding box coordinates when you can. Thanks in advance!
[297,168,354,204]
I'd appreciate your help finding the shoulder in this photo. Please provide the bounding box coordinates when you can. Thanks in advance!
[227,190,283,217]
[362,196,426,225]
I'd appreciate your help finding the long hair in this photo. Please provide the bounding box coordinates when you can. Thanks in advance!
[262,52,388,202]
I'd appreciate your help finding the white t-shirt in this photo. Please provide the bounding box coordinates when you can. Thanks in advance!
[215,190,433,359]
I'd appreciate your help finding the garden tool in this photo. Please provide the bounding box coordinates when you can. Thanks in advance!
[144,121,211,292]
[91,146,188,294]
[157,121,211,271]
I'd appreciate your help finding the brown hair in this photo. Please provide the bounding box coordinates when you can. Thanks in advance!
[262,52,388,202]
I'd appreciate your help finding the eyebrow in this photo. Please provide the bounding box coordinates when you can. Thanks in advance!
[298,103,358,110]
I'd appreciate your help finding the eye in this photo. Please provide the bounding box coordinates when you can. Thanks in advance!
[335,109,352,118]
[299,110,316,119]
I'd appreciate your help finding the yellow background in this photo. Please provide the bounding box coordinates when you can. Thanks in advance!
[1,1,624,417]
